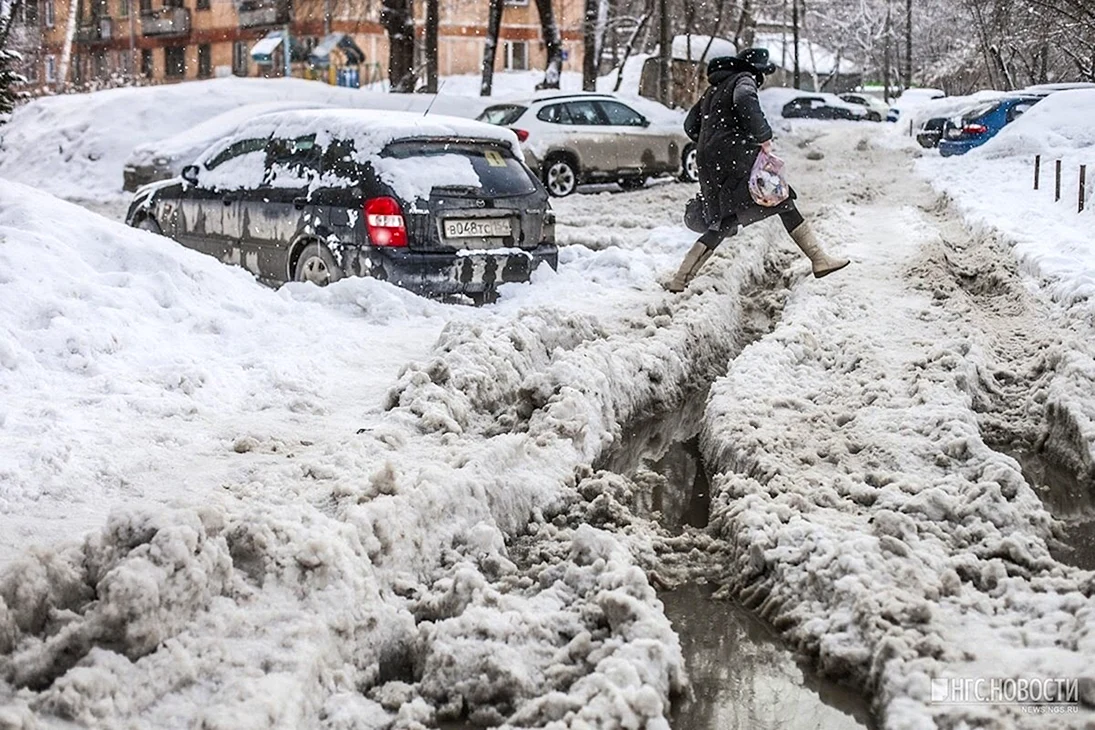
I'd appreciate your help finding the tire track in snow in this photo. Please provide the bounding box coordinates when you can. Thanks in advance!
[698,126,1095,729]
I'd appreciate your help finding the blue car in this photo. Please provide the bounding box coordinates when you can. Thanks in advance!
[938,96,1042,157]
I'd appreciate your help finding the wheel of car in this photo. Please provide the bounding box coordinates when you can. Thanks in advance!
[293,242,342,287]
[137,216,162,235]
[543,156,578,197]
[867,112,882,122]
[680,144,699,183]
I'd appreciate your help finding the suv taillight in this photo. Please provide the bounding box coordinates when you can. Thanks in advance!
[364,197,407,247]
[511,128,529,142]
[963,123,988,135]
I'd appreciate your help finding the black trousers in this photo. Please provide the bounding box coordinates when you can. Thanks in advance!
[698,205,805,249]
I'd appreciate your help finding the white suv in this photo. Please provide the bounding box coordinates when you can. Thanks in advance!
[477,92,698,197]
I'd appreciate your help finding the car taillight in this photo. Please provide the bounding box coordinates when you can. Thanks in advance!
[364,196,407,247]
[511,128,529,142]
[963,123,988,134]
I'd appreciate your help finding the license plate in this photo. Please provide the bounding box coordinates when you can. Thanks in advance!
[444,218,512,238]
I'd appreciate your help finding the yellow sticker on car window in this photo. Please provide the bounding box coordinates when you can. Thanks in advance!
[484,150,506,167]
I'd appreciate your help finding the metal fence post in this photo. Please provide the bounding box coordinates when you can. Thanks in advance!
[1055,159,1062,202]
[1081,165,1088,214]
[1034,155,1040,190]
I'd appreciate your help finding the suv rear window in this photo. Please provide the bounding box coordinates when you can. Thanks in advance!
[381,140,537,197]
[478,105,527,125]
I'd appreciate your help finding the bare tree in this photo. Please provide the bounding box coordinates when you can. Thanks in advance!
[381,0,415,91]
[480,0,503,95]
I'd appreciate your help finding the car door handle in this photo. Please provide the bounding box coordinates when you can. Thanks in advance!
[293,197,307,209]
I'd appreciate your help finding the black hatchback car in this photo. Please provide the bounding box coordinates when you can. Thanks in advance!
[126,109,558,301]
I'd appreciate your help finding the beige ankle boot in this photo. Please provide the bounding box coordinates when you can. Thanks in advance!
[789,222,849,278]
[665,242,715,292]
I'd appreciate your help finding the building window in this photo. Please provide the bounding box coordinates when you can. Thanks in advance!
[198,43,211,78]
[120,50,133,75]
[118,0,128,18]
[139,0,151,11]
[141,48,153,77]
[25,0,39,25]
[196,0,209,9]
[164,46,185,77]
[504,41,528,71]
[24,57,39,82]
[232,40,248,77]
[44,0,54,26]
[44,55,56,83]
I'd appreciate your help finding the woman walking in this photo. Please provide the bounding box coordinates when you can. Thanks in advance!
[667,48,849,292]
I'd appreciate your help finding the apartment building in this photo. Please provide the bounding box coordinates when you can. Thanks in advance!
[14,0,584,89]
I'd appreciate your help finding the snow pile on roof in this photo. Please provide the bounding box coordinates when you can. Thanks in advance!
[0,78,491,202]
[976,89,1095,159]
[752,32,859,75]
[670,34,737,62]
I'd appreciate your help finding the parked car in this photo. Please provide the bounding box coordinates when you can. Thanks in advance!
[781,94,869,121]
[123,101,337,191]
[886,88,946,122]
[476,92,697,197]
[126,109,558,302]
[839,92,889,122]
[916,116,948,148]
[938,95,1042,157]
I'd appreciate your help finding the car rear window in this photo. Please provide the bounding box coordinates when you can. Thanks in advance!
[381,140,537,198]
[477,105,527,125]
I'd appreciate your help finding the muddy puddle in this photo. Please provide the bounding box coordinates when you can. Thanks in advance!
[998,445,1095,571]
[600,391,874,730]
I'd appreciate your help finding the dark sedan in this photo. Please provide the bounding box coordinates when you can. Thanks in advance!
[126,109,558,303]
[782,94,868,121]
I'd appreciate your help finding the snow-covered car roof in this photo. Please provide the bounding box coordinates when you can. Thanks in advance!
[126,101,337,171]
[194,108,523,168]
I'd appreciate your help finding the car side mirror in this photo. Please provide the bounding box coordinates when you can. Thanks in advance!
[639,117,651,127]
[182,164,200,185]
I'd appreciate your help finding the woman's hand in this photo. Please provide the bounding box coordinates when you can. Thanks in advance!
[760,140,773,154]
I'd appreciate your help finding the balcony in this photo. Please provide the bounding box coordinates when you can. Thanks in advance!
[76,17,113,42]
[237,0,288,28]
[141,7,190,36]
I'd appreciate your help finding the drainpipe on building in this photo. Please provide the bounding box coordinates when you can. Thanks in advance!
[128,0,136,79]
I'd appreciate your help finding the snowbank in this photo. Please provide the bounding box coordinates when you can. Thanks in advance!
[0,78,491,202]
[976,89,1095,159]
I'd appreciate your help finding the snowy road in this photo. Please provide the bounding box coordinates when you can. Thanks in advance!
[2,116,1094,729]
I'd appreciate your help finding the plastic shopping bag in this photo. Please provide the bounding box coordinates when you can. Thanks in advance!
[748,150,790,207]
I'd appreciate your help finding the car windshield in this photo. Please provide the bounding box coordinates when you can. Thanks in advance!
[477,105,527,126]
[381,140,537,197]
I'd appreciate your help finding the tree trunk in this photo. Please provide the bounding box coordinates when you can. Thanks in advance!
[480,0,503,95]
[733,0,752,49]
[657,0,670,106]
[534,0,563,89]
[59,0,82,89]
[903,0,912,88]
[582,0,597,90]
[424,0,438,93]
[791,0,800,89]
[883,6,891,100]
[611,8,650,92]
[381,0,416,92]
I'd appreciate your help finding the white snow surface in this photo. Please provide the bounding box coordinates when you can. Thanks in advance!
[3,74,1095,729]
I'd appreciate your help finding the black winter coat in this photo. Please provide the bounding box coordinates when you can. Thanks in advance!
[685,56,796,231]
